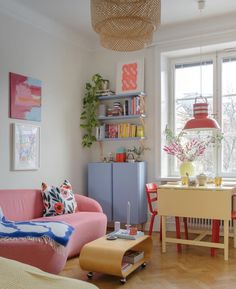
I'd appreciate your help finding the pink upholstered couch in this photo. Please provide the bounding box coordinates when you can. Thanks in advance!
[0,189,107,274]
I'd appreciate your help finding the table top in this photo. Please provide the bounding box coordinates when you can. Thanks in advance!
[84,234,150,250]
[159,183,235,191]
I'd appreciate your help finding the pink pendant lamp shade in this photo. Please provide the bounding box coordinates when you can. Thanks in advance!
[183,98,220,131]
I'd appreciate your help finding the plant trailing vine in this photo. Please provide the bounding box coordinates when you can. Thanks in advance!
[80,74,104,148]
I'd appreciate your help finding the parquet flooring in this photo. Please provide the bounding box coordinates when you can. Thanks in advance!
[60,232,236,289]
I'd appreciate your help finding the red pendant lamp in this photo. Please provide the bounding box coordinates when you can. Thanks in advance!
[183,0,220,131]
[183,97,220,131]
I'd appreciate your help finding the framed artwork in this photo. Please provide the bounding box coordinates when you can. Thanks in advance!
[13,123,40,170]
[10,72,42,121]
[116,59,144,94]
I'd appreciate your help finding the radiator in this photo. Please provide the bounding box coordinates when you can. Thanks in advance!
[187,217,234,234]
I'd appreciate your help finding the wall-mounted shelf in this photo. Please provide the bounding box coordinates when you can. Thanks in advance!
[98,137,146,142]
[96,91,146,142]
[97,92,144,101]
[98,114,146,121]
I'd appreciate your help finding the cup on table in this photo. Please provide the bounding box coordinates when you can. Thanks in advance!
[181,176,189,186]
[214,176,222,187]
[114,221,120,231]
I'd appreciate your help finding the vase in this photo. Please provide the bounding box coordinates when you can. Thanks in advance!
[179,160,195,177]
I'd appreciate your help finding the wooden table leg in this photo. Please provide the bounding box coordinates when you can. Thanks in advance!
[224,219,229,261]
[162,216,166,253]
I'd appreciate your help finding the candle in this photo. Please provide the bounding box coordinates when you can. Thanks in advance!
[127,201,131,228]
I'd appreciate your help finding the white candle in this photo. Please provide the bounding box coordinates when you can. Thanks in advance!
[127,201,131,227]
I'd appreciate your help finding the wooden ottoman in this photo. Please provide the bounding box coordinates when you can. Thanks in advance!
[79,235,152,283]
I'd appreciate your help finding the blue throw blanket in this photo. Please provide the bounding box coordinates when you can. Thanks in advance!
[0,207,74,247]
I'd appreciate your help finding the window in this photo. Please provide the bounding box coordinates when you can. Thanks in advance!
[165,53,236,178]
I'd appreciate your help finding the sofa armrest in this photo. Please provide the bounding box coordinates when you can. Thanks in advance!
[74,194,103,213]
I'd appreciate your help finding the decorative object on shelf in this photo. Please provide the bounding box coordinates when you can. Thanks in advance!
[13,123,40,170]
[183,0,220,131]
[128,145,150,162]
[126,151,135,163]
[80,74,104,148]
[116,59,144,94]
[116,147,126,162]
[10,72,42,122]
[163,126,223,176]
[90,0,161,52]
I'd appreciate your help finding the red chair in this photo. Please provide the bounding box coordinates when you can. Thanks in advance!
[146,182,188,252]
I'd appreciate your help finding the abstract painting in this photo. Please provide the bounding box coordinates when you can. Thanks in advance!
[10,72,42,121]
[116,59,144,94]
[13,123,40,170]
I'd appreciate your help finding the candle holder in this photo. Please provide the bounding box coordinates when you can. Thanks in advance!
[125,224,131,234]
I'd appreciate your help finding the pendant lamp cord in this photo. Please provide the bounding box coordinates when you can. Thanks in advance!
[198,0,205,101]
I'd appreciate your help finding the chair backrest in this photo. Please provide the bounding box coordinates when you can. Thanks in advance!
[145,183,158,214]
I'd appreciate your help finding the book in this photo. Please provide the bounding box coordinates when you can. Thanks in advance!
[123,250,144,264]
[121,261,132,271]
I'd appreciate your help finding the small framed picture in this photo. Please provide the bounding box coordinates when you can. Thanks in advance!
[116,59,144,94]
[13,123,40,170]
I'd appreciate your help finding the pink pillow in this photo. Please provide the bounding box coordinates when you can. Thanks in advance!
[41,180,77,217]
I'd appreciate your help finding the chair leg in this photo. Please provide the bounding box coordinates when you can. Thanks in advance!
[183,217,189,240]
[175,216,182,252]
[211,219,220,257]
[234,219,236,248]
[149,213,156,236]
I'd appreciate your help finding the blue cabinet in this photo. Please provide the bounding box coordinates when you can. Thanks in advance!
[88,162,147,225]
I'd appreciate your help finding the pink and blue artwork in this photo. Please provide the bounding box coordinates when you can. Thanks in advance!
[10,72,42,122]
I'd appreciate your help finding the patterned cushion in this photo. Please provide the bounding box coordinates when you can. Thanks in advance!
[41,180,77,217]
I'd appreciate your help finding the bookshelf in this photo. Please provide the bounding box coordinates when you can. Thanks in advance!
[96,92,146,141]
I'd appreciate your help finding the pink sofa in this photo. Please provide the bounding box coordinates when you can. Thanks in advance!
[0,189,107,274]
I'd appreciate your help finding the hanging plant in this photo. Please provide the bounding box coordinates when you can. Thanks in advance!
[80,74,104,148]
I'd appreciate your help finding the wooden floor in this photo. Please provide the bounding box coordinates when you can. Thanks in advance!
[60,232,236,289]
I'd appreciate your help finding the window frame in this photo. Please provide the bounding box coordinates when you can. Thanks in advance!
[166,51,236,178]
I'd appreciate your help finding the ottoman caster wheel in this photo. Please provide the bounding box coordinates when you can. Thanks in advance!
[120,278,127,284]
[141,262,147,268]
[87,272,93,279]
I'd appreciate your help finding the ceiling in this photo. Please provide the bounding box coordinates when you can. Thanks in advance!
[12,0,236,42]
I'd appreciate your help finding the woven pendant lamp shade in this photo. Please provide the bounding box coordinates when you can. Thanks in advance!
[91,0,161,52]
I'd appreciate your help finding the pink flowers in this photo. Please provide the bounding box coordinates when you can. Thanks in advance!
[163,139,207,162]
[163,126,222,162]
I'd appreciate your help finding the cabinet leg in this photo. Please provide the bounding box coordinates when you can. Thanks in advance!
[120,277,127,284]
[87,272,93,278]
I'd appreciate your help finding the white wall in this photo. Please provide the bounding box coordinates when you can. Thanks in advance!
[87,12,236,184]
[0,10,92,193]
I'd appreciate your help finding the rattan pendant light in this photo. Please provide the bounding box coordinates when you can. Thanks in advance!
[90,0,161,52]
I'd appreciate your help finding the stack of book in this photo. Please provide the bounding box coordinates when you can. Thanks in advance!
[121,261,132,272]
[123,250,144,264]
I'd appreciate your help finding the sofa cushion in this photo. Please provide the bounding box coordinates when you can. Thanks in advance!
[41,180,77,217]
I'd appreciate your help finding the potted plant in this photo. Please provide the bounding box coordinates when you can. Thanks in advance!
[80,74,104,148]
[127,145,150,162]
